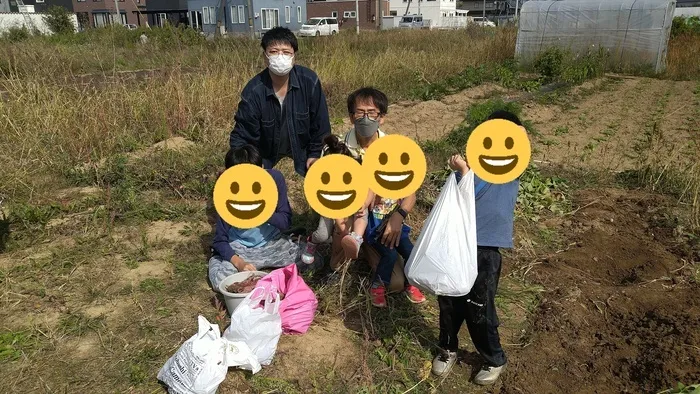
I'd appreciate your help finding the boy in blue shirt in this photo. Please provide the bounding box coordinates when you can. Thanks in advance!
[431,110,523,386]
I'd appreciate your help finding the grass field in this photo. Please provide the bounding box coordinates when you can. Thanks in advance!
[1,25,699,394]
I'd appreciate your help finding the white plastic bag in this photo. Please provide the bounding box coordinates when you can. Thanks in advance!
[405,171,478,297]
[157,316,262,394]
[223,286,282,366]
[156,315,228,394]
[224,340,262,374]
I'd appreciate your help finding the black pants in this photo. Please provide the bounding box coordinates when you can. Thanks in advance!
[437,246,506,367]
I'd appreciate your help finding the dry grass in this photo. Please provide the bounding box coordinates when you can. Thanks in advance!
[0,27,516,204]
[665,33,700,80]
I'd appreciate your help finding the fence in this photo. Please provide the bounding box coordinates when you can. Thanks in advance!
[0,12,79,35]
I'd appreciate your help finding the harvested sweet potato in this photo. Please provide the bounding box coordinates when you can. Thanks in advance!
[226,275,263,293]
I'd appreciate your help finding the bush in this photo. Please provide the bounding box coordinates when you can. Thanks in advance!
[671,16,700,38]
[533,47,565,82]
[43,6,75,35]
[533,46,608,84]
[2,27,30,42]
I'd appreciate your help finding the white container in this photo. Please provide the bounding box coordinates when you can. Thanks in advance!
[218,271,268,315]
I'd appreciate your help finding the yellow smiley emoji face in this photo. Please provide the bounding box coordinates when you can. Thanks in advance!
[363,134,427,200]
[304,154,369,220]
[466,119,531,184]
[212,164,278,229]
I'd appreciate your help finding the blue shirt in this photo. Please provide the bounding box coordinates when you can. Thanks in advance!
[211,169,292,261]
[229,65,332,177]
[455,171,519,249]
[227,224,280,248]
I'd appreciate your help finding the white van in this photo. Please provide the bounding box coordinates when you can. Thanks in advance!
[299,17,339,37]
[398,15,425,29]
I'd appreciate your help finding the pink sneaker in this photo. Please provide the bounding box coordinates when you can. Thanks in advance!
[370,285,387,308]
[341,232,362,260]
[405,285,426,304]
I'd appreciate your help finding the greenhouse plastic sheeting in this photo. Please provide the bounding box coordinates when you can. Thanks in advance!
[515,0,676,72]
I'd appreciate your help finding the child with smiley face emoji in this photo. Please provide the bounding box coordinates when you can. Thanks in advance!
[430,110,525,385]
[208,145,323,292]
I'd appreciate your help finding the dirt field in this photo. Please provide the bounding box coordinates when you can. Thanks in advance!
[1,74,698,394]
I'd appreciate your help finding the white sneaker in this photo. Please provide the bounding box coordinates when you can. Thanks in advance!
[431,350,457,376]
[474,363,506,385]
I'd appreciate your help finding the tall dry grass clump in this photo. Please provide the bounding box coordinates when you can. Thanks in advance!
[665,33,700,80]
[0,27,515,203]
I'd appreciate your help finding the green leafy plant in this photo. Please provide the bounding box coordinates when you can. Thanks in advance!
[516,165,569,221]
[671,16,700,38]
[658,383,700,394]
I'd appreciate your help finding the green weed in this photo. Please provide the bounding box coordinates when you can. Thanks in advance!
[517,165,570,222]
[59,312,104,337]
[658,382,700,394]
[0,331,36,361]
[139,278,165,293]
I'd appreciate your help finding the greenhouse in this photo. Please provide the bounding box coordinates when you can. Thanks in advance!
[515,0,677,73]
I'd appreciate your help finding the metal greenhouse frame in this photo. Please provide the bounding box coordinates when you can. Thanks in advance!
[515,0,677,73]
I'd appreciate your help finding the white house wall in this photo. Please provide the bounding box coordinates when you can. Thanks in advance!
[0,12,79,34]
[388,0,456,22]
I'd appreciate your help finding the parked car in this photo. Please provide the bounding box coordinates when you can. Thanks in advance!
[398,15,426,29]
[471,16,495,27]
[299,18,339,37]
[125,24,138,30]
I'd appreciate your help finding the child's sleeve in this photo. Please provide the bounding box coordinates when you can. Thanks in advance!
[212,215,236,262]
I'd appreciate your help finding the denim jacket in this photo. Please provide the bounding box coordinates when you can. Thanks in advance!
[229,65,331,177]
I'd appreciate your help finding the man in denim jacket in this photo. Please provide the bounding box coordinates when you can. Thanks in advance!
[229,27,331,177]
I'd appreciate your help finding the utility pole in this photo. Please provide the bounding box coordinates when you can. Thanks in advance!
[114,0,121,25]
[247,0,254,38]
[215,0,226,37]
[376,0,380,29]
[355,0,360,34]
[482,0,485,23]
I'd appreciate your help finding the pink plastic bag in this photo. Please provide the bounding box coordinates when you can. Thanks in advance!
[257,264,318,334]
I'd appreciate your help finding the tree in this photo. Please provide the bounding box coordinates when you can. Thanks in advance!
[43,6,75,35]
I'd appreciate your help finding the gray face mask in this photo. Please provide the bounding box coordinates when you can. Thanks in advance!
[354,116,379,138]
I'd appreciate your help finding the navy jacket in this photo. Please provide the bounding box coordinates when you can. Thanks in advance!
[211,169,292,262]
[229,65,331,177]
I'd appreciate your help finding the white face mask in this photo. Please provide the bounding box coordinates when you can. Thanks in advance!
[266,53,294,76]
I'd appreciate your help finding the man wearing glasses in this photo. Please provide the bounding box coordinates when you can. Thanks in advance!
[229,27,331,177]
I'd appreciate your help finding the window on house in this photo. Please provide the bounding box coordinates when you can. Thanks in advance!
[209,7,216,24]
[285,6,290,23]
[121,13,127,24]
[331,11,337,18]
[158,13,167,26]
[297,6,301,23]
[231,6,238,24]
[202,7,210,24]
[77,0,86,2]
[94,13,108,27]
[35,0,44,3]
[239,5,245,23]
[343,11,356,18]
[261,8,279,30]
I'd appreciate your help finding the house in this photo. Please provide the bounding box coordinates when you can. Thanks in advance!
[8,0,74,13]
[387,0,460,26]
[460,0,526,17]
[72,0,147,29]
[144,0,188,27]
[187,0,306,35]
[675,0,700,17]
[307,0,388,30]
